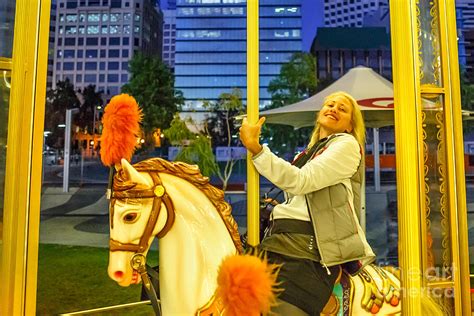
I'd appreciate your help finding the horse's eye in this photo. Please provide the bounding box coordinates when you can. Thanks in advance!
[123,212,139,223]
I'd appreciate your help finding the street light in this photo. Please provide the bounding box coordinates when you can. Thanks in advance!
[63,108,79,192]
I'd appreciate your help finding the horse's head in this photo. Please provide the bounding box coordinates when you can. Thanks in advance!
[107,158,175,287]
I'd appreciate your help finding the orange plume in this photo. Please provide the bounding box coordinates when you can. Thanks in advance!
[216,254,279,316]
[100,94,142,166]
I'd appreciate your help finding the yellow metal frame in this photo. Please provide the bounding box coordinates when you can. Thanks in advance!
[391,0,471,314]
[442,0,472,312]
[390,1,424,313]
[0,0,51,314]
[246,0,260,246]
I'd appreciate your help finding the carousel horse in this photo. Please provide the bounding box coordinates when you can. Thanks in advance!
[107,157,444,316]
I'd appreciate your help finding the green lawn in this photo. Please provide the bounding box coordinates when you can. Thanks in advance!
[37,244,158,315]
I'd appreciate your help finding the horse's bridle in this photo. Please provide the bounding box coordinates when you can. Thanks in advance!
[109,172,176,254]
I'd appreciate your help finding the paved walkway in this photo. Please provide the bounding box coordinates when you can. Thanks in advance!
[39,184,474,266]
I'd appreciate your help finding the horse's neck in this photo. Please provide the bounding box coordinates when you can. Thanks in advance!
[158,174,237,315]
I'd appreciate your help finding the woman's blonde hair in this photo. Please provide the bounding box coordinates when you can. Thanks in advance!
[308,91,365,150]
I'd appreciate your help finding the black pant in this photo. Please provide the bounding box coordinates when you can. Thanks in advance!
[266,251,339,315]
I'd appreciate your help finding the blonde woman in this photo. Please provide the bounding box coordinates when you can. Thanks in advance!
[239,91,375,315]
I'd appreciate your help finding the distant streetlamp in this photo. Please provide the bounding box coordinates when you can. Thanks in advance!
[63,108,79,192]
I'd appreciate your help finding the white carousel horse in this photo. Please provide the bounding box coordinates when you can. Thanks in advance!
[107,157,444,316]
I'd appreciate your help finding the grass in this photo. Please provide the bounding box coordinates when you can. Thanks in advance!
[37,244,158,315]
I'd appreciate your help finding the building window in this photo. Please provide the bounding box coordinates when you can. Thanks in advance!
[64,50,75,58]
[85,49,98,58]
[77,62,83,70]
[88,13,100,22]
[109,50,120,57]
[110,25,120,34]
[122,37,129,45]
[84,74,97,83]
[87,25,100,35]
[108,62,119,70]
[121,74,128,82]
[110,13,121,22]
[57,50,63,58]
[121,61,128,70]
[64,38,76,46]
[89,0,100,5]
[134,26,140,33]
[100,49,106,57]
[101,26,108,34]
[99,74,105,82]
[56,62,61,70]
[78,37,84,45]
[86,37,99,45]
[101,38,107,45]
[85,62,97,70]
[107,74,119,82]
[66,14,78,23]
[77,50,83,58]
[66,1,77,9]
[111,0,121,8]
[134,38,139,46]
[122,49,129,57]
[63,62,74,70]
[123,25,131,34]
[76,74,82,82]
[134,14,140,22]
[99,62,106,70]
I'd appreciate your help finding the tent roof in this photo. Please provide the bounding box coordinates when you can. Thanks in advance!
[260,66,395,128]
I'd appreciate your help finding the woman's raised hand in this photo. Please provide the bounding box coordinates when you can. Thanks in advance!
[239,117,266,155]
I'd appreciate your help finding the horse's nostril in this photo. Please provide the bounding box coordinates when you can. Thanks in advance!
[114,271,124,280]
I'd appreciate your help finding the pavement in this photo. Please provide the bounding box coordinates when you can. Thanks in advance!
[39,161,474,265]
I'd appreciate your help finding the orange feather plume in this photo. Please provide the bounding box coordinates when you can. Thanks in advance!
[100,94,142,166]
[216,254,280,316]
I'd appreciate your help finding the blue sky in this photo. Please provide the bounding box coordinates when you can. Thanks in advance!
[302,0,324,51]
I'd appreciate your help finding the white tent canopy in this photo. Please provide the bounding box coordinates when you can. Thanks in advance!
[260,65,473,128]
[261,66,394,128]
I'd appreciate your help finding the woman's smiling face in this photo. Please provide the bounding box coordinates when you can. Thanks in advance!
[317,95,354,138]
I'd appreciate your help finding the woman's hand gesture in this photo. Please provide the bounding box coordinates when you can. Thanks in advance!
[239,117,266,155]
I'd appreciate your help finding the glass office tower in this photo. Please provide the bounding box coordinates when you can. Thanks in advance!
[175,0,302,111]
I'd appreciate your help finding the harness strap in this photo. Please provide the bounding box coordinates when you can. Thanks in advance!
[109,171,176,252]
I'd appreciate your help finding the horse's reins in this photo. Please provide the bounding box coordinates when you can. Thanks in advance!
[108,171,176,316]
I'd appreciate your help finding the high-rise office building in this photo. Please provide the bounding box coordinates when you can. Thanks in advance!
[47,0,58,89]
[323,0,387,27]
[162,9,176,69]
[457,0,474,29]
[311,27,391,80]
[174,0,302,111]
[52,0,163,100]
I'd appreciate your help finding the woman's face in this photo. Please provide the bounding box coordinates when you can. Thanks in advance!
[317,95,354,136]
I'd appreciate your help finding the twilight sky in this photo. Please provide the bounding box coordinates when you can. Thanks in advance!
[301,0,324,52]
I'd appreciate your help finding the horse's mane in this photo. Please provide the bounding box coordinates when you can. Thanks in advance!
[131,158,244,254]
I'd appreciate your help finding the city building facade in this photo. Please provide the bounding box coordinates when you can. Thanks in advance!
[162,9,176,69]
[52,0,163,100]
[323,0,388,27]
[311,27,391,80]
[174,0,302,111]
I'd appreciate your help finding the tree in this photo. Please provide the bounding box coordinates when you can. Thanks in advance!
[267,52,317,109]
[44,79,80,148]
[77,85,103,134]
[164,89,245,190]
[122,53,184,148]
[264,52,318,155]
[460,70,474,135]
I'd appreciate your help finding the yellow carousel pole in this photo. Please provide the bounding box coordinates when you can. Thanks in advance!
[246,0,260,246]
[390,1,424,313]
[0,0,50,314]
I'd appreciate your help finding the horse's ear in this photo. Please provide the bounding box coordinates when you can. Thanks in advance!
[120,158,151,186]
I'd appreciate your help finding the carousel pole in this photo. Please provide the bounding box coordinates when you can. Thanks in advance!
[246,0,260,247]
